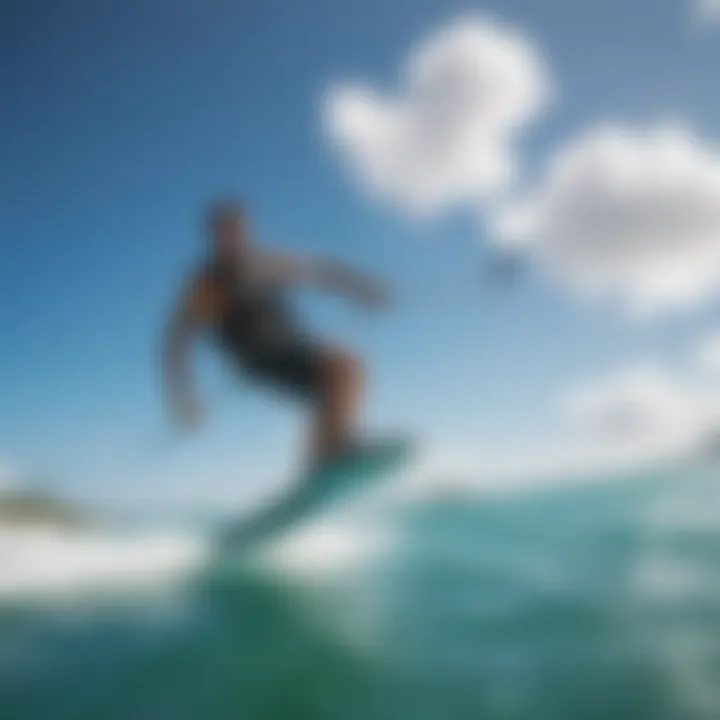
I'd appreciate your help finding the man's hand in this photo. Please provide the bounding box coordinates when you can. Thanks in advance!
[357,279,392,310]
[171,393,204,433]
[268,252,393,310]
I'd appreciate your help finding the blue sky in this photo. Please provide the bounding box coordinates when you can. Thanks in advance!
[3,0,720,508]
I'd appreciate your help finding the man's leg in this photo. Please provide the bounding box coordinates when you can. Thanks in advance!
[309,346,363,467]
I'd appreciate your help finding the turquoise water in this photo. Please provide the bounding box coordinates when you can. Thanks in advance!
[2,462,720,719]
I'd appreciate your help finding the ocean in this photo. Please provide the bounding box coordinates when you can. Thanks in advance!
[1,460,720,719]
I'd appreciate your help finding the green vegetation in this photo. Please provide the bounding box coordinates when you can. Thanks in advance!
[0,486,87,528]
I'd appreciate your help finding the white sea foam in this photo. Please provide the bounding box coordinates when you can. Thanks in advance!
[263,514,393,577]
[0,524,208,602]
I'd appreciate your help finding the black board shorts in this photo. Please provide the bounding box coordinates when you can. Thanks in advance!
[243,339,326,404]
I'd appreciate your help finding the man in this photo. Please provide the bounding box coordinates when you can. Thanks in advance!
[162,200,390,473]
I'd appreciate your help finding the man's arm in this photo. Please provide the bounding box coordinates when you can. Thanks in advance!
[266,251,391,308]
[162,276,208,429]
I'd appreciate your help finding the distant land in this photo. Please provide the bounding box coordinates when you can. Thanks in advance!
[0,484,88,529]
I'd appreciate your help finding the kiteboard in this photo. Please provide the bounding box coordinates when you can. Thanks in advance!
[218,437,412,551]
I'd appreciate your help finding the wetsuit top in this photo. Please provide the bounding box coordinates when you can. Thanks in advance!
[207,256,301,364]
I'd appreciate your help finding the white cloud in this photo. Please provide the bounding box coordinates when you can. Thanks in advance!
[695,0,720,26]
[696,332,720,375]
[386,343,720,492]
[323,15,552,215]
[692,332,720,423]
[562,364,710,457]
[497,125,720,316]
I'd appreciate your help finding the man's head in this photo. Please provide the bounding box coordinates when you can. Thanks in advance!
[207,200,251,262]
